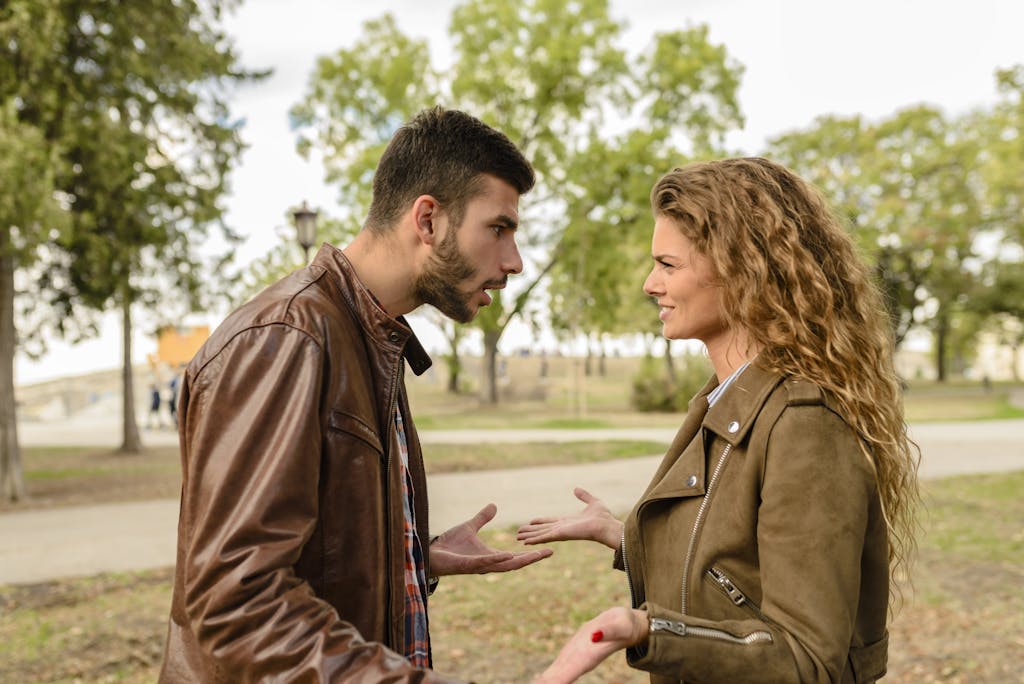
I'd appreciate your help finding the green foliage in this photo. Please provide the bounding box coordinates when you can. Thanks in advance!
[0,102,68,264]
[766,70,1024,381]
[630,352,712,412]
[289,13,439,239]
[4,0,260,345]
[2,0,261,476]
[289,0,745,402]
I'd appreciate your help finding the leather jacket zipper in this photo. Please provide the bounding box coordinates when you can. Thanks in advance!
[650,617,772,645]
[621,527,637,609]
[707,566,766,620]
[384,360,402,647]
[680,442,732,614]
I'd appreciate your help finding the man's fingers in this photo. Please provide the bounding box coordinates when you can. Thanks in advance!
[485,548,553,572]
[574,487,596,504]
[469,503,499,531]
[435,549,515,572]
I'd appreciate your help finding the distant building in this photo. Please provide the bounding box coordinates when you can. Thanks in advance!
[151,325,209,369]
[969,330,1023,382]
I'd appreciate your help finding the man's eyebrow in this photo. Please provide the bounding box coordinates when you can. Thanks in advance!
[493,213,519,230]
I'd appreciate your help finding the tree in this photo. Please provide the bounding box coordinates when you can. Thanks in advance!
[768,105,991,381]
[2,0,256,499]
[983,65,1024,245]
[973,260,1024,380]
[873,106,986,381]
[291,1,743,402]
[1,1,70,500]
[0,100,68,501]
[767,114,925,347]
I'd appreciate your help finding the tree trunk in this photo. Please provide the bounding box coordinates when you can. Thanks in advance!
[443,323,463,394]
[0,240,26,502]
[119,288,143,453]
[1012,341,1021,383]
[663,339,676,381]
[934,314,949,383]
[482,329,500,405]
[446,359,461,394]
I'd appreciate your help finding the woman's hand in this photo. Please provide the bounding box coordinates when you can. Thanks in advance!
[516,487,624,550]
[533,607,648,684]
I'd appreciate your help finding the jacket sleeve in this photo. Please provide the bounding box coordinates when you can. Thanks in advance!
[629,403,878,683]
[178,324,460,683]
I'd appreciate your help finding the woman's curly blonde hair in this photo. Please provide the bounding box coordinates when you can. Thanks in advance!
[651,157,920,598]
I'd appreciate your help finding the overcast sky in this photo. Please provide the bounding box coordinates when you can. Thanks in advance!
[16,0,1024,384]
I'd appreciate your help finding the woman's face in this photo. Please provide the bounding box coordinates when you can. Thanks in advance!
[643,215,729,346]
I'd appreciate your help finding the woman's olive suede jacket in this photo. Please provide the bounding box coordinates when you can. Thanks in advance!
[617,364,890,683]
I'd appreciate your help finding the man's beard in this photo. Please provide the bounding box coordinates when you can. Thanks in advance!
[413,228,479,323]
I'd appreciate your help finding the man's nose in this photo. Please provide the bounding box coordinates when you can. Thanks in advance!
[503,239,524,275]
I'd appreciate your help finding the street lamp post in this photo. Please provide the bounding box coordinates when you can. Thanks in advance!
[292,201,318,263]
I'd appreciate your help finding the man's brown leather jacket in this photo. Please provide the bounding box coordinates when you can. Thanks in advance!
[159,244,460,682]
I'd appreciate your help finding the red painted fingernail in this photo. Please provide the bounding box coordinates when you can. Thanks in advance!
[591,630,604,643]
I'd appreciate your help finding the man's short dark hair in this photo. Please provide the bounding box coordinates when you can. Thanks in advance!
[365,107,535,232]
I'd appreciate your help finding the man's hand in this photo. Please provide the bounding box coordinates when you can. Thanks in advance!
[533,607,648,684]
[516,487,623,550]
[430,503,553,577]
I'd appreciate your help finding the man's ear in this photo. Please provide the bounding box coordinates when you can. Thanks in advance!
[411,194,441,245]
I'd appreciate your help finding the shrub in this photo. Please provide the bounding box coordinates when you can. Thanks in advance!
[631,352,713,412]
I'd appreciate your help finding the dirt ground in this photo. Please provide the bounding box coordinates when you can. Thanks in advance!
[2,451,1022,682]
[1,549,1021,683]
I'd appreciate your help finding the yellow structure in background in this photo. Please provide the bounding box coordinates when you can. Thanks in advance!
[151,325,209,368]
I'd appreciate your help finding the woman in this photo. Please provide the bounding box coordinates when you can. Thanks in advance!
[524,158,919,683]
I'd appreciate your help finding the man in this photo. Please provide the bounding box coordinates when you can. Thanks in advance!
[159,107,551,682]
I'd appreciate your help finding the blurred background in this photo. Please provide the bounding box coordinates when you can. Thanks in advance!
[3,3,1024,681]
[3,0,1023,466]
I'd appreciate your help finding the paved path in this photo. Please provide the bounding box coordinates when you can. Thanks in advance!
[3,420,1022,586]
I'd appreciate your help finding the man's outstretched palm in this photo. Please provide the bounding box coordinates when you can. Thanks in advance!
[430,503,553,576]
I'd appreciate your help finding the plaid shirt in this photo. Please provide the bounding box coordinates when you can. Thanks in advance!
[395,409,431,667]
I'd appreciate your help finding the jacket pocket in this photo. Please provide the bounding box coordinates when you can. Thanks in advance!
[705,566,766,621]
[328,409,383,455]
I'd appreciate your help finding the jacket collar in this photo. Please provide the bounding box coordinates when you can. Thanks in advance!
[702,362,785,446]
[310,243,433,376]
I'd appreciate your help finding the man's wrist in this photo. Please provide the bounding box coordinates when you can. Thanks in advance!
[427,535,440,594]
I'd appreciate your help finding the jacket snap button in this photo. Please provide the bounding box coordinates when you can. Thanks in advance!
[728,421,740,433]
[686,475,697,487]
[388,331,400,343]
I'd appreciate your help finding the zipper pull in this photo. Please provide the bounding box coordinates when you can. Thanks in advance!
[650,617,687,636]
[709,567,747,606]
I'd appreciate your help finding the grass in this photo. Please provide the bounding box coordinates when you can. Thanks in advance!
[420,440,666,472]
[2,470,1022,683]
[404,356,1024,427]
[6,367,1022,510]
[919,470,1024,561]
[4,440,667,511]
